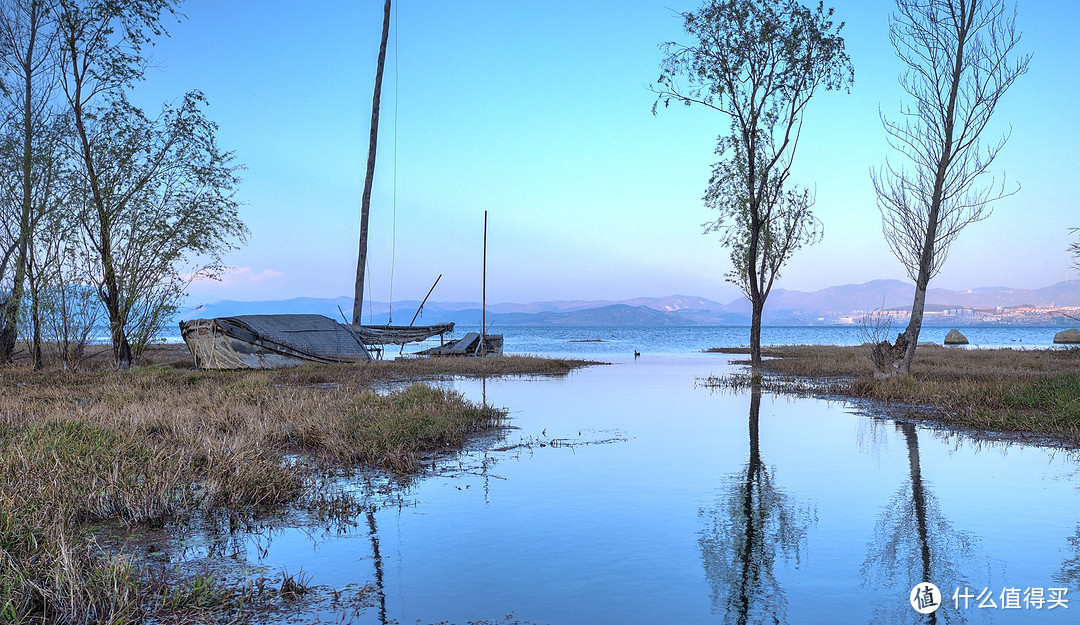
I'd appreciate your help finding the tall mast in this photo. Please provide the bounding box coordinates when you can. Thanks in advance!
[481,210,487,355]
[353,0,392,325]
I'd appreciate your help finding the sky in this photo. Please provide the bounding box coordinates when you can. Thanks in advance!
[127,0,1080,308]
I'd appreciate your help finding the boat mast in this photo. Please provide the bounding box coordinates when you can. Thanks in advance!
[353,0,392,325]
[481,210,487,356]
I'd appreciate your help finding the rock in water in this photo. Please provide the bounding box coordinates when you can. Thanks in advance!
[944,329,969,345]
[1054,329,1080,344]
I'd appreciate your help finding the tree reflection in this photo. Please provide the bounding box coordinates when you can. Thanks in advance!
[699,387,814,624]
[365,505,388,625]
[1057,523,1080,590]
[862,422,975,624]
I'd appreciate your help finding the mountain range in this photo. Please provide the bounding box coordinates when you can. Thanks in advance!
[178,279,1080,327]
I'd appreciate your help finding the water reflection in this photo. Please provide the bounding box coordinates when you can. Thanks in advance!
[699,387,814,624]
[1058,524,1080,590]
[862,421,976,624]
[365,506,388,625]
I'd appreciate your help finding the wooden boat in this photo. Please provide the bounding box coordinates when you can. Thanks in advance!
[418,331,503,357]
[180,6,492,369]
[180,314,372,369]
[354,322,455,346]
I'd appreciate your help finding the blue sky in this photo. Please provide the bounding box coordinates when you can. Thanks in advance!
[130,0,1080,308]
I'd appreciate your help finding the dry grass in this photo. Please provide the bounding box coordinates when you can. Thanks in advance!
[0,351,597,623]
[707,344,1080,444]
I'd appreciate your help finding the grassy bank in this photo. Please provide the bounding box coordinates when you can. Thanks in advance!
[705,344,1080,444]
[0,352,598,623]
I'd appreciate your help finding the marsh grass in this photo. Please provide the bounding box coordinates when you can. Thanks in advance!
[0,352,593,623]
[707,344,1080,443]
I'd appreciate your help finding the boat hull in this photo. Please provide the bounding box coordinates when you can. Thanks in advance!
[180,314,372,370]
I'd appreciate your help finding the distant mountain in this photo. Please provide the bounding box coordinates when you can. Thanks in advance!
[492,304,747,326]
[178,279,1080,328]
[182,296,355,321]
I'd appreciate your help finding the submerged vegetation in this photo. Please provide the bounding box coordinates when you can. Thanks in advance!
[0,351,596,622]
[705,344,1080,444]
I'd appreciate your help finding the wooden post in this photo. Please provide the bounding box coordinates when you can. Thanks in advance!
[481,210,487,356]
[353,0,392,326]
[408,274,442,326]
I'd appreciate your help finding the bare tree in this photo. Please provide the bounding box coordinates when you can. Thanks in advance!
[653,0,852,377]
[870,0,1029,378]
[1069,228,1080,275]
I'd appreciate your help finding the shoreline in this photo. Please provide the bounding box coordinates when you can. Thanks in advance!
[704,344,1080,447]
[0,351,600,622]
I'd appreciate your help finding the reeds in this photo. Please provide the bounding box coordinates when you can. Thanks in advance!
[0,353,591,623]
[708,344,1080,443]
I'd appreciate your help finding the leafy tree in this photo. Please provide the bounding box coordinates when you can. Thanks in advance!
[35,221,102,369]
[870,0,1029,378]
[653,0,852,377]
[0,0,61,366]
[64,93,245,367]
[54,0,245,368]
[705,149,822,314]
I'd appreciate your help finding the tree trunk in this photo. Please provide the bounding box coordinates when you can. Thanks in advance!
[353,0,392,325]
[749,297,764,378]
[27,257,42,370]
[0,310,14,363]
[4,224,29,365]
[111,315,132,369]
[871,281,928,380]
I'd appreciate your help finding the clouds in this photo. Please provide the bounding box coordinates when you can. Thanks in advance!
[186,266,284,302]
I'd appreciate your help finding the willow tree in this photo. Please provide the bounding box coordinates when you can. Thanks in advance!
[870,0,1029,378]
[653,0,852,376]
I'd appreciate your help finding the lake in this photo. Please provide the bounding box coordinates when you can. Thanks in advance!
[497,325,1077,355]
[158,347,1080,624]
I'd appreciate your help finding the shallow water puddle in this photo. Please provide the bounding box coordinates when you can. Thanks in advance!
[152,355,1080,624]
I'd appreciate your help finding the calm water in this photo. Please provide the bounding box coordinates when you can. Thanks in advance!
[498,325,1077,356]
[158,323,1076,355]
[162,353,1079,624]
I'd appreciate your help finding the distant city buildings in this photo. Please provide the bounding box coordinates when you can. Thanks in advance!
[837,305,1080,326]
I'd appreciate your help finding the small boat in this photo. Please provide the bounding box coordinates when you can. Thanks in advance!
[354,322,455,346]
[418,331,503,357]
[180,314,372,369]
